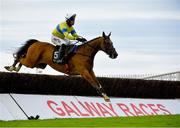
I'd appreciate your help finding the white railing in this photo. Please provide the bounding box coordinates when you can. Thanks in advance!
[97,71,180,81]
[142,71,180,81]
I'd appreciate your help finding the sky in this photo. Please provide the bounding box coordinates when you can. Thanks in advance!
[0,0,180,76]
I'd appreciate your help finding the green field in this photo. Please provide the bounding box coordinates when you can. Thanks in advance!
[0,115,180,127]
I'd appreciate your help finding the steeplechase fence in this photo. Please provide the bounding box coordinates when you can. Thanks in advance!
[0,71,180,121]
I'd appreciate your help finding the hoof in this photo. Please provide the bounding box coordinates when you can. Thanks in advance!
[103,95,111,102]
[4,66,15,72]
[14,67,20,72]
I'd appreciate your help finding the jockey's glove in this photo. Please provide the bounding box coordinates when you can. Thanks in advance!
[77,37,87,42]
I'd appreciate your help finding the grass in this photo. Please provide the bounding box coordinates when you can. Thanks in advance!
[0,115,180,127]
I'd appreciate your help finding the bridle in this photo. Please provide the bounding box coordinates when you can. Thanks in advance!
[75,37,115,58]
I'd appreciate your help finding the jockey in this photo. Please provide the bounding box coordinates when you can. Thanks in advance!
[51,13,87,63]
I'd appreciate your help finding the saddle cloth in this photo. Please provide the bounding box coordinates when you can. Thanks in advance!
[52,45,78,64]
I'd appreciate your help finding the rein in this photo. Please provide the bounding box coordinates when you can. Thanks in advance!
[86,43,98,50]
[73,37,115,58]
[75,41,99,58]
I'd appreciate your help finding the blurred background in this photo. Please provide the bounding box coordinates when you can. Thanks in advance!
[0,0,179,76]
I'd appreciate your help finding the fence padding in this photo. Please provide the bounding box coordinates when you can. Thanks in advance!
[0,72,179,98]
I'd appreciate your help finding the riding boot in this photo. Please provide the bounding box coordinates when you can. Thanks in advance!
[61,48,68,64]
[57,44,66,63]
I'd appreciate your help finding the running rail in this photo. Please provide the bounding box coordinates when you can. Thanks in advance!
[142,71,180,81]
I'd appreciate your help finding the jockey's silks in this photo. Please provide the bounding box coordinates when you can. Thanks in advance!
[52,21,79,40]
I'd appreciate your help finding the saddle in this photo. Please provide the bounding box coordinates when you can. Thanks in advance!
[53,44,78,64]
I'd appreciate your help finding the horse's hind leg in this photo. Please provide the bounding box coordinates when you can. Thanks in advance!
[13,63,22,72]
[19,50,40,69]
[4,58,21,72]
[19,57,35,68]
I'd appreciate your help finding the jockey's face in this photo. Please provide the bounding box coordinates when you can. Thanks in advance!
[66,16,75,27]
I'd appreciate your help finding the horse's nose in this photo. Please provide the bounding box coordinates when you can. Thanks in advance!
[113,52,118,59]
[110,52,118,59]
[113,50,118,58]
[115,52,118,58]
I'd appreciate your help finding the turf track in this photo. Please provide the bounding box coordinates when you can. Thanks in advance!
[0,115,180,127]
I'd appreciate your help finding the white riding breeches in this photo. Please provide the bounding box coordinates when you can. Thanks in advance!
[51,35,73,46]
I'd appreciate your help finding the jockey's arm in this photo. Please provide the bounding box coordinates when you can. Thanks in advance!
[70,29,79,37]
[63,32,77,40]
[72,33,79,38]
[70,28,85,40]
[63,28,80,40]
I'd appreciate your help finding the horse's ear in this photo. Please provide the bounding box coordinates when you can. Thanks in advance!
[108,32,111,37]
[102,31,106,37]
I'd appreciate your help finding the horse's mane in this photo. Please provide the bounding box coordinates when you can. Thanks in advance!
[88,36,101,43]
[80,36,101,47]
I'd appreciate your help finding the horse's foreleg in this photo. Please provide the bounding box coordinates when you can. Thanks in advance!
[81,70,110,102]
[90,70,110,102]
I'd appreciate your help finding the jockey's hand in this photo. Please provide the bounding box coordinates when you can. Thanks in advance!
[81,37,87,42]
[77,37,87,42]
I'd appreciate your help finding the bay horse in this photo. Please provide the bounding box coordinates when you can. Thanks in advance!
[5,32,118,102]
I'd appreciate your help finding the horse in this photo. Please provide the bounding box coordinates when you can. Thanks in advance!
[4,32,118,102]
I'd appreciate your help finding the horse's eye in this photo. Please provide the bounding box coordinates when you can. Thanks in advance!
[105,40,111,45]
[105,39,109,43]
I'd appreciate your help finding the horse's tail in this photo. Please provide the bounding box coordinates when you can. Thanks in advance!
[14,39,38,59]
